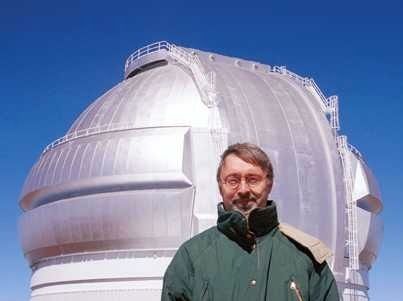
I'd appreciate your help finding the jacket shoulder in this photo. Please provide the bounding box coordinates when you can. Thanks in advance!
[278,223,332,264]
[181,226,221,261]
[164,227,220,279]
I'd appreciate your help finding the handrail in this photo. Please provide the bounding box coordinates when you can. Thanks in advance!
[42,123,133,154]
[337,135,360,299]
[272,65,342,139]
[125,41,216,106]
[124,41,208,83]
[124,41,171,72]
[348,143,363,159]
[308,78,329,107]
[272,65,330,109]
[328,95,339,132]
[167,43,217,107]
[272,66,309,85]
[41,124,189,155]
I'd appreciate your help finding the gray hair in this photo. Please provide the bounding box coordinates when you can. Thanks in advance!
[216,143,274,182]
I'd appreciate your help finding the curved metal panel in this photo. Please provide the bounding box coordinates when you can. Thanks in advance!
[20,188,194,265]
[21,127,193,209]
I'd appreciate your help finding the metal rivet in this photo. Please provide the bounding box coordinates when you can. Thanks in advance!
[250,279,257,286]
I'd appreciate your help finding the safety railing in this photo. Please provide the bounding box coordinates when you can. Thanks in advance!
[327,95,340,132]
[272,66,330,108]
[168,43,214,94]
[272,66,310,85]
[124,40,208,84]
[308,78,329,107]
[272,65,343,138]
[42,123,132,154]
[348,143,363,159]
[41,123,190,155]
[125,41,216,107]
[124,41,171,72]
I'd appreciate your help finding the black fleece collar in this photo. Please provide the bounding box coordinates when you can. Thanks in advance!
[217,200,279,252]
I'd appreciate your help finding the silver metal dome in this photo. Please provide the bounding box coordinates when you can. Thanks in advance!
[19,41,383,300]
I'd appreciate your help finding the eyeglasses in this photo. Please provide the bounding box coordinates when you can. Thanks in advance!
[222,175,266,190]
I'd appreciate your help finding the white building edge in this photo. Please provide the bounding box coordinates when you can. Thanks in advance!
[19,41,383,300]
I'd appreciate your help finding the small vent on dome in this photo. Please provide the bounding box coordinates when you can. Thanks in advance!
[126,59,168,79]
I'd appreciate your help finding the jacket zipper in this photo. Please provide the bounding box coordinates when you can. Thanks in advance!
[246,216,259,271]
[200,280,209,300]
[289,280,303,301]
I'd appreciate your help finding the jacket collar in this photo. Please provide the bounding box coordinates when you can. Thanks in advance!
[217,200,279,252]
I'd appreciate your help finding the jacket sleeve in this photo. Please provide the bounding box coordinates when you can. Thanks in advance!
[161,246,194,301]
[309,262,340,301]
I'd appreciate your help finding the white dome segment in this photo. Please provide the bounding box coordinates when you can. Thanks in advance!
[20,63,209,210]
[19,41,383,300]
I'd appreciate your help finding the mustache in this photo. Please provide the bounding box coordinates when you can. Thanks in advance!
[233,196,257,203]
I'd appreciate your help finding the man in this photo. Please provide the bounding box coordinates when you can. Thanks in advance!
[162,143,339,300]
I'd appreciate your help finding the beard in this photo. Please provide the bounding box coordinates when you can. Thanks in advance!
[231,196,259,217]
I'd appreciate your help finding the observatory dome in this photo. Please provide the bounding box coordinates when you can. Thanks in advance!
[19,41,383,301]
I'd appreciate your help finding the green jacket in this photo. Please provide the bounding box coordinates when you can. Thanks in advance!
[162,201,339,301]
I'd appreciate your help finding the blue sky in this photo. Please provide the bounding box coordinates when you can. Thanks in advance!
[1,1,402,300]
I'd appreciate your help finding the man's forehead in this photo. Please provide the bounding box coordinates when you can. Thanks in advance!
[222,154,264,173]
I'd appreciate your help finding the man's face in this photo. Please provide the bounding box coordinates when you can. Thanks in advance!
[219,154,272,216]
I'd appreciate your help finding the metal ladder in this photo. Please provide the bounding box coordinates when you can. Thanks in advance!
[167,43,218,108]
[273,65,361,300]
[165,43,226,156]
[337,135,359,301]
